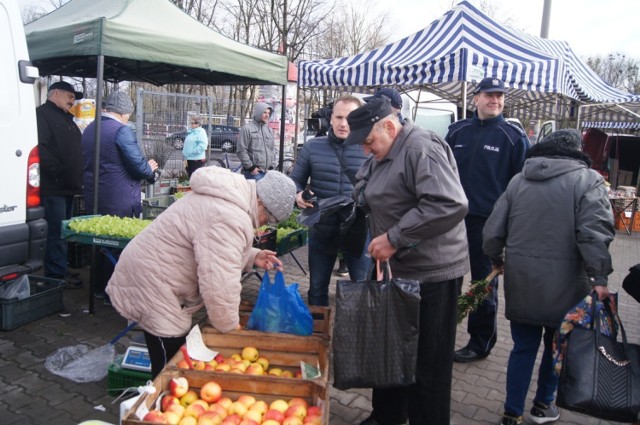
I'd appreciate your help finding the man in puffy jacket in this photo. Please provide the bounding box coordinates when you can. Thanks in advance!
[107,169,297,378]
[289,95,370,306]
[237,102,275,180]
[36,81,85,288]
[483,129,614,425]
[82,91,158,305]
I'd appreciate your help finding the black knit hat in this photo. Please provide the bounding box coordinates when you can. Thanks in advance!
[540,129,583,151]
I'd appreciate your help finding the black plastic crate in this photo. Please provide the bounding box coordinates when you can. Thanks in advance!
[253,227,277,251]
[0,276,64,331]
[68,242,91,269]
[72,195,86,216]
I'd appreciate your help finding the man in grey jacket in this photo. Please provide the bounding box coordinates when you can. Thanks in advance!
[237,102,275,180]
[347,98,470,425]
[483,129,614,425]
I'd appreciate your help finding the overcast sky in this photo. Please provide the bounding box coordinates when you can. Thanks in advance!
[18,0,639,58]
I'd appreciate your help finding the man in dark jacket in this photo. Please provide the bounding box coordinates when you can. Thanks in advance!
[82,91,157,305]
[348,97,469,425]
[446,77,530,363]
[36,81,85,288]
[483,129,614,425]
[289,95,370,306]
[237,102,275,180]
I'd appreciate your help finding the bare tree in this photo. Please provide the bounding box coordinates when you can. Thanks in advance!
[587,52,640,95]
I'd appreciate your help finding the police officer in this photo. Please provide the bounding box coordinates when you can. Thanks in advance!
[445,77,530,363]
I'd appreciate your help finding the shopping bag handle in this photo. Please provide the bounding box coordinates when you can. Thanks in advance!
[375,260,392,281]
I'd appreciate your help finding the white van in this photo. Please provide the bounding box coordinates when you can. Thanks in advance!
[0,0,46,282]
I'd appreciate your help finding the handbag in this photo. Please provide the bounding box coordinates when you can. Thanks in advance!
[556,293,640,422]
[332,262,421,390]
[246,271,313,336]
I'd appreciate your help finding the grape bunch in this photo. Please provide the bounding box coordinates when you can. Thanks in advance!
[69,215,152,239]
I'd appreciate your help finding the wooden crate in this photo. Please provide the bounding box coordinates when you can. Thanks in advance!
[238,303,333,340]
[122,369,328,424]
[165,323,330,391]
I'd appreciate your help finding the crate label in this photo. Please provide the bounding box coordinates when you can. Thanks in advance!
[301,361,321,379]
[93,237,122,247]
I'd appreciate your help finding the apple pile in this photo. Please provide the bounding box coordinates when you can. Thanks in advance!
[141,376,322,425]
[176,346,302,379]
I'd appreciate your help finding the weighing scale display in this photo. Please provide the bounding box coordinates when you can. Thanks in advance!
[122,346,152,372]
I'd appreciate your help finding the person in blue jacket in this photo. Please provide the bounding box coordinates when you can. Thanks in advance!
[445,77,530,363]
[182,115,208,178]
[82,91,158,305]
[289,95,371,306]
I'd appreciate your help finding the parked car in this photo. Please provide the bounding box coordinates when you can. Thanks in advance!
[165,124,240,152]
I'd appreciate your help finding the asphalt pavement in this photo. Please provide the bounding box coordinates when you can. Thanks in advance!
[0,229,638,425]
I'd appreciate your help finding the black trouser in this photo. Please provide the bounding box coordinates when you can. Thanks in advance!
[143,331,186,379]
[186,159,206,178]
[464,215,498,355]
[370,277,463,425]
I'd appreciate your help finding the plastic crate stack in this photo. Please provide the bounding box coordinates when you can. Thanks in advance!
[68,195,91,268]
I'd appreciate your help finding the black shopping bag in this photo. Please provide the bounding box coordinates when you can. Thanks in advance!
[332,264,421,390]
[557,295,640,422]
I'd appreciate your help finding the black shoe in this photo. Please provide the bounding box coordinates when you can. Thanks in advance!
[67,271,81,278]
[454,346,490,363]
[63,274,83,289]
[336,260,349,277]
[103,294,112,307]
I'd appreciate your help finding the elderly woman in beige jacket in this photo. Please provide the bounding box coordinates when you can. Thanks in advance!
[106,167,296,377]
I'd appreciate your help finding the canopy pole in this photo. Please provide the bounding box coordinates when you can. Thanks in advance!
[462,82,468,119]
[278,85,286,172]
[576,103,581,129]
[89,54,105,315]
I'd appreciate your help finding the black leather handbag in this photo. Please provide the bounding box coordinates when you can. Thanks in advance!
[557,297,640,423]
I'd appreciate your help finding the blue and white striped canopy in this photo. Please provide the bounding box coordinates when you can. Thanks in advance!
[298,1,640,124]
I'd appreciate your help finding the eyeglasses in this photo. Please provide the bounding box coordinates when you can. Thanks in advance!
[265,210,277,225]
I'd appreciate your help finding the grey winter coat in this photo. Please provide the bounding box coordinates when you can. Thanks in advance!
[483,144,615,327]
[237,103,275,171]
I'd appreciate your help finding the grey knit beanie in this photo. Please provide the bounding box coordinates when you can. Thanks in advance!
[256,171,296,222]
[540,129,582,151]
[104,92,134,115]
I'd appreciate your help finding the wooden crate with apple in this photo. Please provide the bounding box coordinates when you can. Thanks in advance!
[122,368,328,425]
[237,303,333,340]
[165,324,330,392]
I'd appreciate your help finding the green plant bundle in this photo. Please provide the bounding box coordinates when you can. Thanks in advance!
[69,215,152,239]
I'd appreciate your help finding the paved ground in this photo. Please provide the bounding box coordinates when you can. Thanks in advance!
[1,229,638,425]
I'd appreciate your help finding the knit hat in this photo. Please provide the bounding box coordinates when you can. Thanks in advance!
[540,129,583,151]
[256,171,296,222]
[104,92,134,115]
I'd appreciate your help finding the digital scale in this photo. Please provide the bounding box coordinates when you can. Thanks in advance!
[121,345,152,372]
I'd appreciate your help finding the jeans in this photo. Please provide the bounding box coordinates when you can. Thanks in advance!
[43,195,74,278]
[370,277,463,425]
[504,322,559,416]
[242,170,265,181]
[464,215,498,354]
[307,228,370,306]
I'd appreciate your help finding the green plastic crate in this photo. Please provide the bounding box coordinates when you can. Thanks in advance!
[277,228,307,255]
[142,195,176,220]
[107,363,152,396]
[0,276,64,331]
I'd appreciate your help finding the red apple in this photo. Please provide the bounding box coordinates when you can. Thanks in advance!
[197,411,224,425]
[245,363,264,375]
[238,419,259,425]
[284,404,307,420]
[243,409,262,423]
[263,408,285,423]
[170,377,190,398]
[214,353,226,363]
[178,417,197,425]
[143,409,167,423]
[262,420,281,425]
[162,394,181,412]
[248,400,268,415]
[303,415,322,425]
[255,356,270,371]
[221,414,242,425]
[280,370,294,378]
[228,401,248,417]
[288,397,308,409]
[200,380,222,403]
[282,417,303,425]
[237,394,256,407]
[164,410,182,425]
[183,402,207,419]
[217,397,233,411]
[306,406,321,417]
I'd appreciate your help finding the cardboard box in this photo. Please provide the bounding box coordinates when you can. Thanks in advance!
[122,369,328,424]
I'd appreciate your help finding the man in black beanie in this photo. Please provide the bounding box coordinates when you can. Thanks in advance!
[483,128,615,425]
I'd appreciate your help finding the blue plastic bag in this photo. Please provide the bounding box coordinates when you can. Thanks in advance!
[246,271,313,336]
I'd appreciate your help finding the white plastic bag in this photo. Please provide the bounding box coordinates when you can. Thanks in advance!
[45,344,115,383]
[0,275,30,300]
